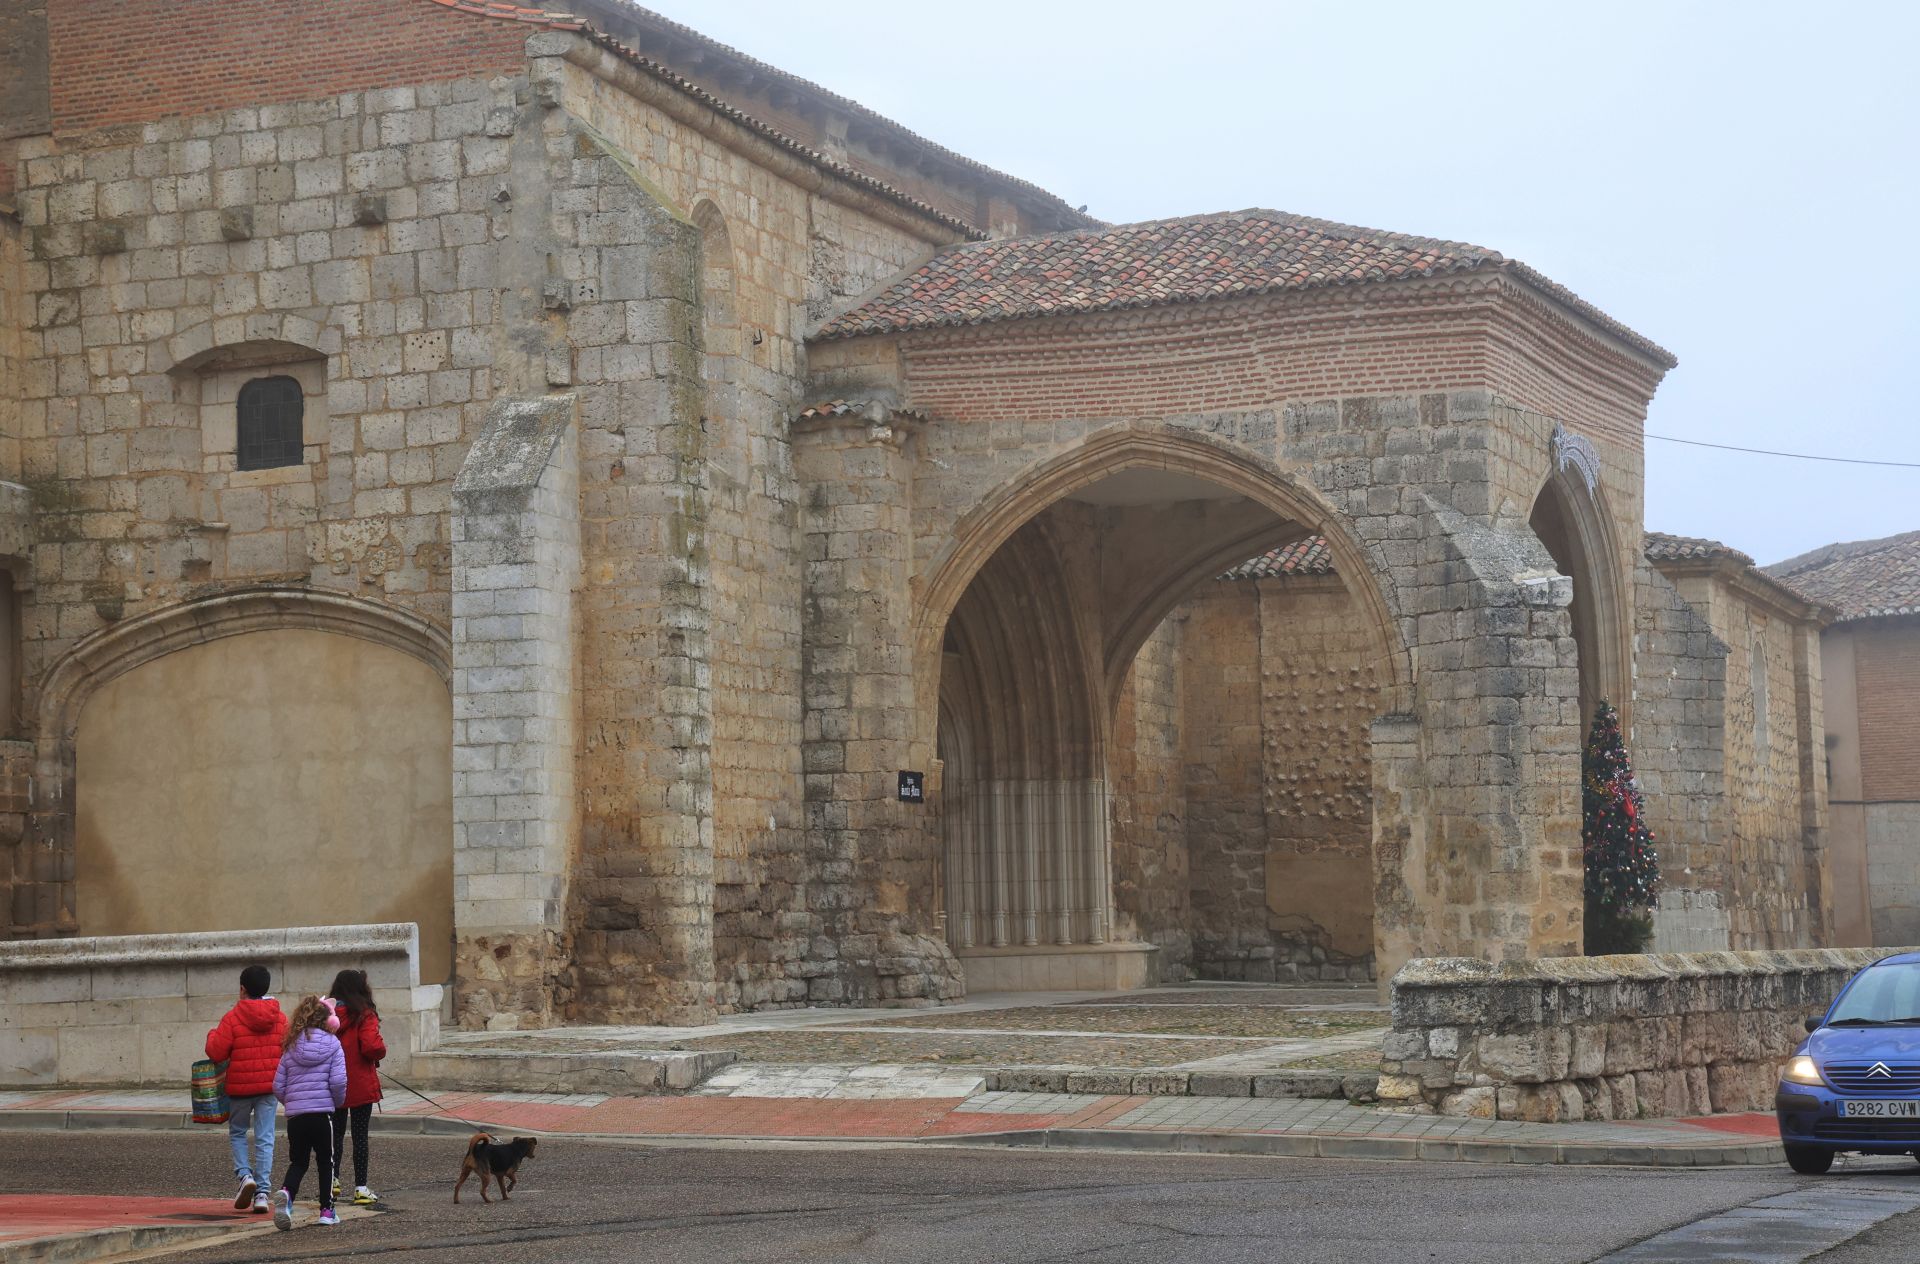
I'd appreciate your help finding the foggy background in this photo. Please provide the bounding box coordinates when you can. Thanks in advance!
[651,0,1919,564]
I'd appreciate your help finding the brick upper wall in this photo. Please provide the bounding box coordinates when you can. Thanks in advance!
[892,280,1658,448]
[47,0,531,136]
[1855,624,1920,802]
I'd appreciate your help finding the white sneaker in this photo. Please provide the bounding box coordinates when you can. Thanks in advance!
[272,1189,292,1231]
[233,1178,257,1211]
[251,1192,270,1215]
[353,1186,377,1205]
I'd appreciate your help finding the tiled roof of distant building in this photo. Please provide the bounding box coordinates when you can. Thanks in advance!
[1766,530,1920,622]
[815,209,1676,367]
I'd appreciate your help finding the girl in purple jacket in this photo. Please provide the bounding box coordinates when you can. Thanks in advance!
[270,996,346,1229]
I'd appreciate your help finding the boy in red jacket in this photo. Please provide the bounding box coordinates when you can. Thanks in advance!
[206,965,287,1213]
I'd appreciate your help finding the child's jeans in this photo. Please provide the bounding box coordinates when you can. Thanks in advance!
[226,1094,278,1186]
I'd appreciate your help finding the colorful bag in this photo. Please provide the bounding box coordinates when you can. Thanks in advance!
[190,1058,230,1125]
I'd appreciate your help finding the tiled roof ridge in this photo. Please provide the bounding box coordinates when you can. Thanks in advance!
[1766,528,1920,580]
[1642,530,1756,567]
[426,0,987,239]
[564,1,1097,229]
[814,208,1675,368]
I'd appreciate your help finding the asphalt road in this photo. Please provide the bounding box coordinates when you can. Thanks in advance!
[10,1130,1920,1264]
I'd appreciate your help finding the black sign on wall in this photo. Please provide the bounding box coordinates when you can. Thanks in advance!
[898,770,925,803]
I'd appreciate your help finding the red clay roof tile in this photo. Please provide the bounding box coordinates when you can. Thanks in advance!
[814,208,1675,368]
[1766,531,1920,622]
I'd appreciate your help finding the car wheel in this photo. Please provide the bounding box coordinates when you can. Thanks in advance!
[1784,1145,1834,1175]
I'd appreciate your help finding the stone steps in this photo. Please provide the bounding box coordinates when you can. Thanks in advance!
[405,1047,737,1096]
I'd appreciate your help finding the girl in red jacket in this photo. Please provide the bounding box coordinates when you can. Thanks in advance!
[325,969,387,1204]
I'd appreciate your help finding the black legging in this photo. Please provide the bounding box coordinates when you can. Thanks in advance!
[331,1104,373,1189]
[282,1112,335,1210]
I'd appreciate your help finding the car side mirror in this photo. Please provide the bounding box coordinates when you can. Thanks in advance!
[1804,1016,1822,1034]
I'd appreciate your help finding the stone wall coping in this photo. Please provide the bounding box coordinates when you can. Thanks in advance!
[0,923,420,971]
[1391,947,1915,992]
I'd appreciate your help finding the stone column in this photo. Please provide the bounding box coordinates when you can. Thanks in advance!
[449,395,579,1029]
[794,403,960,1004]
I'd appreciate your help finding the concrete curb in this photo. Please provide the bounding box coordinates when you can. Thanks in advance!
[0,1110,1786,1168]
[1,1220,264,1264]
[0,1201,378,1264]
[938,1126,1787,1168]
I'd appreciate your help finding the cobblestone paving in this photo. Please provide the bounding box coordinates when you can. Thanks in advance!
[849,1004,1385,1038]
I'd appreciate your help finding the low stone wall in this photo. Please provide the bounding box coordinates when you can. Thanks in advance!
[1,923,444,1088]
[1377,948,1909,1121]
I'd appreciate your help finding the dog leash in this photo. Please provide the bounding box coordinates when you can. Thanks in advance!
[377,1067,494,1136]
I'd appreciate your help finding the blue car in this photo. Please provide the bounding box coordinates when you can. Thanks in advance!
[1777,951,1920,1173]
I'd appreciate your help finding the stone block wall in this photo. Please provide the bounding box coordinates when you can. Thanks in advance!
[1633,563,1732,947]
[1377,948,1902,1120]
[1109,613,1191,973]
[0,922,442,1087]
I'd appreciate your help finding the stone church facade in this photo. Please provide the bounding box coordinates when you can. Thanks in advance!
[0,0,1832,1028]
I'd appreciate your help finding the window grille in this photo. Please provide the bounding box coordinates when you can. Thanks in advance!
[235,376,305,470]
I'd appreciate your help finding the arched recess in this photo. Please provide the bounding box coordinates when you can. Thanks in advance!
[33,587,455,977]
[915,423,1412,723]
[1527,471,1630,732]
[916,423,1412,984]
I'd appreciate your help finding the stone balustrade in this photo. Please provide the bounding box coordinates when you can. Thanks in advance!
[1377,948,1911,1121]
[1,923,443,1088]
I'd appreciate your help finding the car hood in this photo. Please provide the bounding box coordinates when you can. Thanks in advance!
[1806,1027,1920,1060]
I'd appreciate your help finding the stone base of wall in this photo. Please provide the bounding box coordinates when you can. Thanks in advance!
[1378,948,1909,1121]
[957,942,1158,992]
[1195,939,1374,984]
[1,923,441,1088]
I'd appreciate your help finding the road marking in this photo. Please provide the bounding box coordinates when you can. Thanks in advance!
[1593,1185,1920,1262]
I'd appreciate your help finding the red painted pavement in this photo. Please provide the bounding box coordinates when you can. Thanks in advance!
[1676,1112,1780,1137]
[0,1194,259,1245]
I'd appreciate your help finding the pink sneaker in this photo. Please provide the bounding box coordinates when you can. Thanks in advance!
[318,1208,339,1227]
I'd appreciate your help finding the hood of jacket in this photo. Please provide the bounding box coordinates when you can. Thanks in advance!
[284,1029,338,1068]
[233,996,283,1034]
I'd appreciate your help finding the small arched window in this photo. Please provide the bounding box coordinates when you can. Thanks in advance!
[235,375,305,470]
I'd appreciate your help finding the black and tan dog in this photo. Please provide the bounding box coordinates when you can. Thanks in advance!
[454,1133,540,1203]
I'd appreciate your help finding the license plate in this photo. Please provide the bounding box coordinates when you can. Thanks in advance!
[1839,1099,1920,1118]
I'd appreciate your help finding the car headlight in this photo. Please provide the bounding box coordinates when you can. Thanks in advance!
[1782,1055,1823,1086]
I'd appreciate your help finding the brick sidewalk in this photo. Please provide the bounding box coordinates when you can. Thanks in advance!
[0,1087,1786,1165]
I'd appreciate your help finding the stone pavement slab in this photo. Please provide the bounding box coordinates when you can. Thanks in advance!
[415,981,1389,1097]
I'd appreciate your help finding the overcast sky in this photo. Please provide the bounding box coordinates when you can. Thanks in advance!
[654,0,1917,565]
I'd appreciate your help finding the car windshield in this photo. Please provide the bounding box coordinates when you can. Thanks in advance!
[1829,962,1920,1024]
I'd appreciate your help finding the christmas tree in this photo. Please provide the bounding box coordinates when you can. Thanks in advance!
[1582,700,1660,954]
